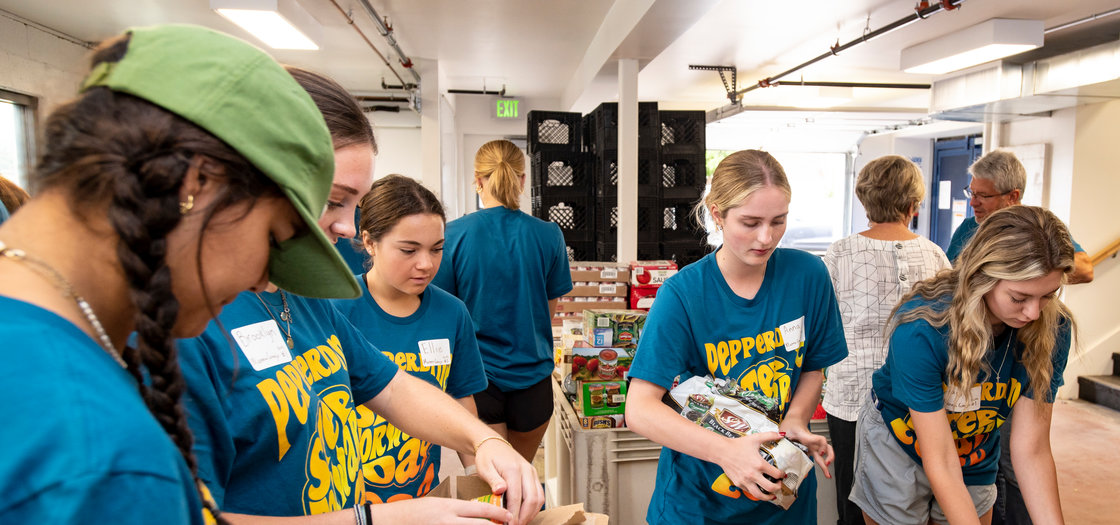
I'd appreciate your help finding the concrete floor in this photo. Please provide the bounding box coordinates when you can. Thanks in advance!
[438,399,1120,523]
[1051,399,1120,525]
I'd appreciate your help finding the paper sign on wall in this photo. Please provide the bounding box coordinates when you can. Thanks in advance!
[939,180,953,210]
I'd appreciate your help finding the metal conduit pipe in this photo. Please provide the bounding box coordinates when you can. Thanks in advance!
[356,0,422,86]
[769,81,930,89]
[327,0,410,89]
[735,0,966,98]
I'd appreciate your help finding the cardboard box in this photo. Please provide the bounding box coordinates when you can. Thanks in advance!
[576,379,627,416]
[582,309,647,346]
[629,284,659,310]
[430,475,608,524]
[577,412,626,429]
[569,261,630,283]
[571,346,633,383]
[629,260,678,286]
[555,299,627,313]
[568,282,628,298]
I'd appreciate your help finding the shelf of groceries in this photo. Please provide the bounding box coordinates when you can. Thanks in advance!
[544,261,834,523]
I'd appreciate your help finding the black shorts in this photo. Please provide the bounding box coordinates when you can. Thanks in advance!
[473,375,554,432]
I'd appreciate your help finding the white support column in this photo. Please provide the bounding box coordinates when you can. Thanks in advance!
[617,58,639,263]
[420,63,442,196]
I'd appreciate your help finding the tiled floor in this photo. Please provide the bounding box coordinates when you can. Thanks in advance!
[1050,399,1120,525]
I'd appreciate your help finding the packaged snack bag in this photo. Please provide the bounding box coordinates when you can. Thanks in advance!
[665,375,814,510]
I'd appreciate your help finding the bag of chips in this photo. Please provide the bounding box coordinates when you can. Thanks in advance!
[665,375,815,510]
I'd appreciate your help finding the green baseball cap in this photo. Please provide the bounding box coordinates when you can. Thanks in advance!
[81,24,360,299]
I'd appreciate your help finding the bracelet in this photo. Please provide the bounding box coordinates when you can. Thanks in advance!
[353,502,373,525]
[473,435,512,455]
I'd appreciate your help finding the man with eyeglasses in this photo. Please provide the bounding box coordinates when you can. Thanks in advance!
[946,150,1094,284]
[945,150,1092,525]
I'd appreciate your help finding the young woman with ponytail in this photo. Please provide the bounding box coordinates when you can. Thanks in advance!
[432,139,573,462]
[177,77,541,524]
[0,25,342,524]
[849,205,1076,525]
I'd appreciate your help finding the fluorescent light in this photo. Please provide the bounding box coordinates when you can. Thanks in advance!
[901,19,1043,75]
[211,0,321,50]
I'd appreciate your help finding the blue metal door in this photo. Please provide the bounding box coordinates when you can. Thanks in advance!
[930,136,982,252]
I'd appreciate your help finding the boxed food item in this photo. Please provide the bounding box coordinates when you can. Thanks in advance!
[569,261,630,283]
[577,412,626,429]
[629,260,678,286]
[665,375,814,510]
[583,309,647,347]
[629,284,660,311]
[576,379,627,416]
[429,475,609,524]
[569,281,628,298]
[572,346,634,382]
[556,297,627,314]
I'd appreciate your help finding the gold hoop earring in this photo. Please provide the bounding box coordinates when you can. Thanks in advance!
[179,195,194,215]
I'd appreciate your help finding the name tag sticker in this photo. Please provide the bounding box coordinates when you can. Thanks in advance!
[231,320,292,371]
[418,338,452,367]
[779,317,805,353]
[944,385,983,412]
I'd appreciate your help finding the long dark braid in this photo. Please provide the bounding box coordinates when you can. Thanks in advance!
[36,35,280,525]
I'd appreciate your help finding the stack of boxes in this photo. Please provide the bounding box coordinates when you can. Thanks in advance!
[553,261,630,326]
[628,260,679,311]
[564,309,647,429]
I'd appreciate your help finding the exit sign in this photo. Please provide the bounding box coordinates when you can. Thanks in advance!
[496,99,520,118]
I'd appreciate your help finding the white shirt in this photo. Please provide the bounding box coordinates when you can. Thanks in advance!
[821,233,950,421]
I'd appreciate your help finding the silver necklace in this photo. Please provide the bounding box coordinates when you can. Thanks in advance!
[254,290,294,349]
[0,240,127,368]
[990,328,1015,385]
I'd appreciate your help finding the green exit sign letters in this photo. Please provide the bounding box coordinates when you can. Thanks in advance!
[496,99,520,118]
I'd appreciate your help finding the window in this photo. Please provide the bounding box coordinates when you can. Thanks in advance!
[703,150,851,254]
[0,89,37,190]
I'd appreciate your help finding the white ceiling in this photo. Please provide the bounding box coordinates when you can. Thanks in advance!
[2,0,1119,128]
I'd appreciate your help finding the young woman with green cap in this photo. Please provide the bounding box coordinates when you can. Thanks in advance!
[0,24,341,524]
[177,69,542,525]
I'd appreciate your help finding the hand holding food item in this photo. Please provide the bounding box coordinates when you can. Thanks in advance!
[665,375,814,510]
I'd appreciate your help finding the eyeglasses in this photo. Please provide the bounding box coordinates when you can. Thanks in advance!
[963,188,1010,200]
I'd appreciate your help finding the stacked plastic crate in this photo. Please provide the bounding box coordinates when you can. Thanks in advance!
[657,110,711,268]
[528,110,595,261]
[585,102,662,262]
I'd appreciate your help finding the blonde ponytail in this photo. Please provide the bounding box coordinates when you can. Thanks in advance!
[475,139,525,209]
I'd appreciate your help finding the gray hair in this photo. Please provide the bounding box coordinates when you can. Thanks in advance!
[968,150,1026,195]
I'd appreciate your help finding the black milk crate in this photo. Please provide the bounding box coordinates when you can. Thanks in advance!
[564,240,596,262]
[531,151,593,193]
[596,241,660,263]
[660,152,707,201]
[530,190,596,242]
[660,197,707,242]
[584,102,660,154]
[594,148,660,198]
[661,239,712,269]
[527,111,582,153]
[659,110,706,155]
[597,196,661,243]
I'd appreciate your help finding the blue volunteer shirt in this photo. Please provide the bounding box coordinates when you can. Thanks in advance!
[628,249,848,525]
[948,216,1085,262]
[331,275,488,502]
[0,297,206,524]
[178,290,400,516]
[431,206,572,391]
[871,295,1071,485]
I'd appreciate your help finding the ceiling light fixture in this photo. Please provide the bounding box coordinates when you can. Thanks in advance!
[211,0,322,50]
[901,18,1043,75]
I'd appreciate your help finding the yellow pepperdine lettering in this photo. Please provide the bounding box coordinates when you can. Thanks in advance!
[704,325,798,378]
[304,385,365,514]
[380,351,451,389]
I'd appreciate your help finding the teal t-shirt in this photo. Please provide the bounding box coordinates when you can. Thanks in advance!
[330,275,488,502]
[871,295,1071,485]
[178,290,400,516]
[0,297,206,524]
[947,216,1085,261]
[431,206,572,391]
[627,249,848,524]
